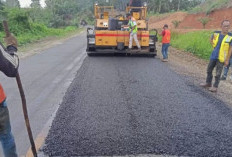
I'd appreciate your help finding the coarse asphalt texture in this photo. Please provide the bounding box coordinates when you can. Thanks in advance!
[42,56,232,157]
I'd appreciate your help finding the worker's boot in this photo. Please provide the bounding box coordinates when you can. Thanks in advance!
[200,82,212,88]
[221,75,226,80]
[209,86,217,92]
[162,59,168,62]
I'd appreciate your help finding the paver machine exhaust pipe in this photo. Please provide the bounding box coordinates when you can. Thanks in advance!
[3,21,38,157]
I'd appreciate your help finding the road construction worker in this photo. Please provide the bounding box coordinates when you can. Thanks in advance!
[126,13,141,51]
[200,20,232,92]
[161,24,171,62]
[0,34,19,157]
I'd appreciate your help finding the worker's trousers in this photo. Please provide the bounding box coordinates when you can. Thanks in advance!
[161,43,170,59]
[129,33,141,49]
[206,59,224,88]
[0,101,17,157]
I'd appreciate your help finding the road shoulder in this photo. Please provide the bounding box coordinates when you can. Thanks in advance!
[157,43,232,108]
[18,28,85,59]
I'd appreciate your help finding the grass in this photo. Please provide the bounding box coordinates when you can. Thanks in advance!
[0,24,81,47]
[168,30,213,60]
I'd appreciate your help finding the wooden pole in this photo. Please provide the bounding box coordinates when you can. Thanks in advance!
[2,20,37,157]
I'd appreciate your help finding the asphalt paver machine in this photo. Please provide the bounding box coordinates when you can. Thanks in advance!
[86,0,158,57]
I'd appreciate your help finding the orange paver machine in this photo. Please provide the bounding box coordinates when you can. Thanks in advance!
[86,0,158,57]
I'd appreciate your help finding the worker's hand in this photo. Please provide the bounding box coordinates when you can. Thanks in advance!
[4,34,18,49]
[158,29,163,36]
[224,60,229,67]
[4,34,18,55]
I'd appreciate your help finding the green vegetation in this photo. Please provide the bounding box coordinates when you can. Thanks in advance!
[198,17,211,29]
[146,0,202,14]
[0,24,79,46]
[172,20,181,29]
[190,0,231,14]
[170,31,213,59]
[0,8,80,46]
[0,0,90,47]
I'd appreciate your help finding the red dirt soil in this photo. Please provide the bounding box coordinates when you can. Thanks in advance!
[149,12,187,30]
[179,8,232,29]
[149,7,232,30]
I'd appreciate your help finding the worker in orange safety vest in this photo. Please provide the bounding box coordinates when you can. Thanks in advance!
[161,24,171,62]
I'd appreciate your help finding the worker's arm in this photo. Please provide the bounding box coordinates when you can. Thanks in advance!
[225,47,232,66]
[210,34,214,47]
[0,35,19,77]
[131,26,135,31]
[159,29,165,36]
[225,42,232,66]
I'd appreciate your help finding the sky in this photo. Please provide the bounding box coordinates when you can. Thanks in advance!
[19,0,46,8]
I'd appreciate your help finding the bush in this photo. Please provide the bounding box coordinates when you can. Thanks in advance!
[6,8,31,35]
[171,31,213,59]
[15,25,79,46]
[198,17,211,29]
[0,8,80,46]
[172,20,181,29]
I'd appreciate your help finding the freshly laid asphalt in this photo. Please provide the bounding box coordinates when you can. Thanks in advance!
[42,56,232,157]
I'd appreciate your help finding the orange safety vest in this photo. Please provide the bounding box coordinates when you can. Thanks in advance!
[162,29,171,44]
[0,83,6,103]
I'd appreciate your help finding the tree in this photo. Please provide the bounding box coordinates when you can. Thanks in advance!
[172,20,181,28]
[45,0,80,27]
[31,0,41,8]
[0,0,5,31]
[198,17,211,29]
[5,0,20,8]
[0,0,5,10]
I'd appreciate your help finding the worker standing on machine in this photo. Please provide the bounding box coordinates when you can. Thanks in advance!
[126,13,141,51]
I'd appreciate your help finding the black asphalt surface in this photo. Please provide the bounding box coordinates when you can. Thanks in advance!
[43,56,232,157]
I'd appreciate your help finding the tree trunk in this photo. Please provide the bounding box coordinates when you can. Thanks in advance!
[158,0,162,13]
[177,0,181,11]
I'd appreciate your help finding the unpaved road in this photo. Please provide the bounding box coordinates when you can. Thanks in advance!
[0,32,86,156]
[42,43,232,155]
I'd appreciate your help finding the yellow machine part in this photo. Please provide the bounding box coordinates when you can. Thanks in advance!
[119,16,124,20]
[96,19,108,28]
[124,31,149,47]
[140,31,149,47]
[137,20,147,29]
[103,12,109,19]
[95,30,150,47]
[95,30,117,46]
